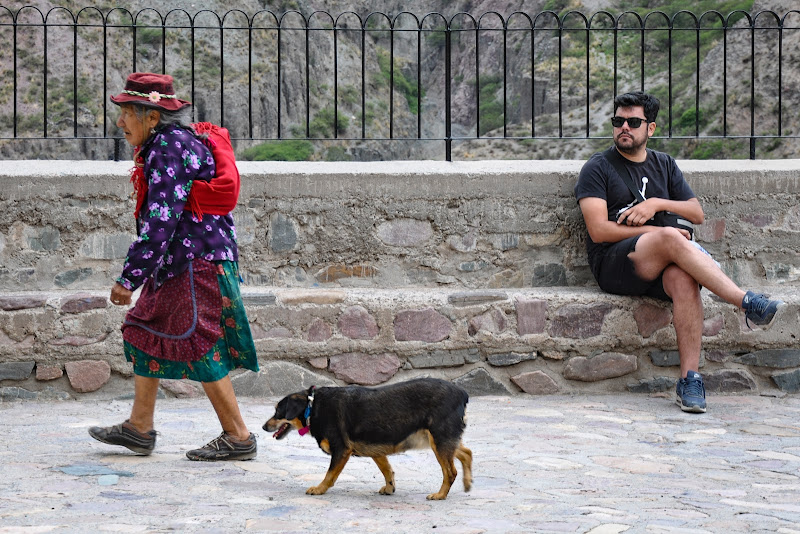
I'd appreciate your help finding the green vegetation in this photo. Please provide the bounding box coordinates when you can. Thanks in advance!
[239,139,314,161]
[472,74,504,136]
[308,107,349,138]
[325,146,352,161]
[376,48,424,115]
[137,24,162,48]
[425,25,448,49]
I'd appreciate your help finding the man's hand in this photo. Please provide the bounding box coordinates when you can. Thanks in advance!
[110,283,133,306]
[617,198,656,226]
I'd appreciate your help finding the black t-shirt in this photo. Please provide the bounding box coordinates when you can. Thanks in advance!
[574,146,696,278]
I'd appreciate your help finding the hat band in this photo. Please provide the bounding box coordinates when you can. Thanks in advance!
[122,89,179,104]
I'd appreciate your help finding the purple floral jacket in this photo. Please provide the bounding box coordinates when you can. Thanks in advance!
[117,125,238,291]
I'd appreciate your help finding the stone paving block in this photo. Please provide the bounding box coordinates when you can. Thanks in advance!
[35,364,63,381]
[549,303,612,339]
[487,351,536,367]
[0,361,35,381]
[394,308,452,342]
[0,386,39,400]
[376,218,432,247]
[704,369,758,393]
[771,368,800,393]
[634,302,672,338]
[0,295,47,311]
[64,360,111,393]
[468,308,506,336]
[338,305,379,340]
[454,367,509,396]
[160,379,203,398]
[306,319,332,342]
[408,349,477,369]
[703,314,725,337]
[626,376,676,393]
[511,370,560,394]
[329,353,401,385]
[231,361,336,397]
[735,348,800,369]
[448,290,508,306]
[515,298,547,335]
[279,290,346,305]
[241,293,277,307]
[564,352,637,382]
[60,294,107,314]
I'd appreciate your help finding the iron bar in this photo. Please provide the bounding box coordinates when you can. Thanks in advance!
[0,6,798,161]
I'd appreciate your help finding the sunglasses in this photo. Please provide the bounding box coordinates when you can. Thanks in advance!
[611,116,649,128]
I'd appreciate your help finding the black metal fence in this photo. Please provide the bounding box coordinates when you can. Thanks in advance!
[2,5,800,160]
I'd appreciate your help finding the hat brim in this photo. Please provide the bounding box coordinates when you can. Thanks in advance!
[110,93,192,111]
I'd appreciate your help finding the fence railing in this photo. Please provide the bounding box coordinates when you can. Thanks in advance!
[1,6,799,160]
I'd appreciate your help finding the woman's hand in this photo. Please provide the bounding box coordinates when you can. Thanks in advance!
[110,283,133,306]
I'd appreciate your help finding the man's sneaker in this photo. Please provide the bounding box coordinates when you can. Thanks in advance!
[676,371,707,414]
[742,290,785,329]
[89,420,157,455]
[186,432,257,461]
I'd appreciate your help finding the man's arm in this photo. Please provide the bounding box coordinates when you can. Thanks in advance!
[616,196,704,228]
[579,196,689,244]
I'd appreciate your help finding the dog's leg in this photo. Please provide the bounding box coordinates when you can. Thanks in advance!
[372,456,396,495]
[455,443,473,492]
[307,449,352,495]
[428,441,458,500]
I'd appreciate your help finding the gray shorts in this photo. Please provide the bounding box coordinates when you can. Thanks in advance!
[595,235,670,301]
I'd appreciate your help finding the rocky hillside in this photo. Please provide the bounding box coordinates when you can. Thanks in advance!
[0,0,797,160]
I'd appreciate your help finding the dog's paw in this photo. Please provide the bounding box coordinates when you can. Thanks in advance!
[306,485,328,495]
[378,483,395,495]
[426,492,448,500]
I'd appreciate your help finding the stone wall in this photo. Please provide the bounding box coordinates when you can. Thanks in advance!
[1,160,799,400]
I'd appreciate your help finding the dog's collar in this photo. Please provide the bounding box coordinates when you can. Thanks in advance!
[299,386,315,436]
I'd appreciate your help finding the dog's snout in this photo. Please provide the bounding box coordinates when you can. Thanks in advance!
[263,418,277,432]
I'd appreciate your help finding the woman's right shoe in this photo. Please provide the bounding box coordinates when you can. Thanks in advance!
[186,432,257,461]
[88,420,157,455]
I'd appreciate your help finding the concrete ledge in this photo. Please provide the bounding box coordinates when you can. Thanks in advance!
[1,160,799,398]
[1,286,798,398]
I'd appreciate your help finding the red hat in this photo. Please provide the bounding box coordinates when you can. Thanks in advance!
[110,72,191,111]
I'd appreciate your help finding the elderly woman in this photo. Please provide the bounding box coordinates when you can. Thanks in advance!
[89,72,258,461]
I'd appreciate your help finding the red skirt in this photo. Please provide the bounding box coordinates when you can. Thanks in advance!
[122,259,222,362]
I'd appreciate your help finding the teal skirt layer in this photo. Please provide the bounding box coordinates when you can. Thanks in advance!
[125,261,259,382]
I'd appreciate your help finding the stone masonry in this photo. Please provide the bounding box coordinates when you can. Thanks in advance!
[0,160,798,399]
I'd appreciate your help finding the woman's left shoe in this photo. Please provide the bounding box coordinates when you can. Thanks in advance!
[88,420,157,455]
[186,432,257,461]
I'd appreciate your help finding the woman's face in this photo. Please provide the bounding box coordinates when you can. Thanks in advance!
[116,104,159,147]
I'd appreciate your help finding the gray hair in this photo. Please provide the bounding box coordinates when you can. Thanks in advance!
[131,103,194,131]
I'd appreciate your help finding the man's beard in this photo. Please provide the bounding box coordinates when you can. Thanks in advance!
[614,133,646,155]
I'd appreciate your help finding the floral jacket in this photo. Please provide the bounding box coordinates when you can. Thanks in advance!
[117,125,238,291]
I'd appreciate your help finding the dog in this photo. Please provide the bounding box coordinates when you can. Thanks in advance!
[263,377,473,500]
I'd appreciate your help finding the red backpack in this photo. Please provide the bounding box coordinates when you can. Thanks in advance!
[185,122,241,218]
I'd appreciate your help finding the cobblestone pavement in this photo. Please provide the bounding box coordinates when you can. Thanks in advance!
[2,393,800,533]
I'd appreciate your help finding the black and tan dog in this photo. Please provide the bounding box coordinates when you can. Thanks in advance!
[263,377,473,500]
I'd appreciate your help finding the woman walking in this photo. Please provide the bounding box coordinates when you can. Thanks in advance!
[89,72,259,461]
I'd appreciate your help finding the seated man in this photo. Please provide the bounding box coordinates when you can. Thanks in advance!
[574,90,784,414]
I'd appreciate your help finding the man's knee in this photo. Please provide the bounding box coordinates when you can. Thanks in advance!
[639,226,688,250]
[662,265,700,300]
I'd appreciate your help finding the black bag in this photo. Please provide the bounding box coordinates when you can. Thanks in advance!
[603,147,694,239]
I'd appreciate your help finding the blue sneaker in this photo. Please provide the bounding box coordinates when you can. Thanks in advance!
[742,291,785,329]
[676,371,706,413]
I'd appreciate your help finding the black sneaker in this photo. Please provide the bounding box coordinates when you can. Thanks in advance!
[186,432,257,461]
[675,371,707,414]
[89,420,157,455]
[742,290,785,329]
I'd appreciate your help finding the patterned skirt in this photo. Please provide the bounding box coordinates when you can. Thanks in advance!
[124,261,259,382]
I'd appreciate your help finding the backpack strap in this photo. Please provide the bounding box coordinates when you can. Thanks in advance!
[602,146,645,203]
